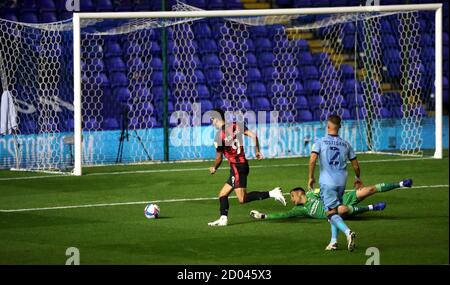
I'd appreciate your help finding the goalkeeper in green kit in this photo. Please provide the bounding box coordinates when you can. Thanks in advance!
[250,178,413,221]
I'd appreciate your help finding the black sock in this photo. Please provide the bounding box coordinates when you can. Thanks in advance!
[244,191,270,203]
[219,196,229,216]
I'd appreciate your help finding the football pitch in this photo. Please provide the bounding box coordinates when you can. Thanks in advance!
[0,153,448,265]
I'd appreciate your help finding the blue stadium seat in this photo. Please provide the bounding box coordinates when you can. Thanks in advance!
[291,81,305,96]
[304,80,322,95]
[343,35,355,51]
[246,38,256,53]
[246,52,258,68]
[150,41,161,54]
[343,22,356,35]
[249,25,267,38]
[295,39,310,52]
[106,57,126,72]
[110,72,128,87]
[247,68,262,82]
[295,96,308,110]
[267,82,286,98]
[38,0,56,12]
[313,52,331,66]
[313,109,328,121]
[103,117,119,130]
[20,0,37,12]
[113,0,134,11]
[266,24,284,39]
[298,52,314,66]
[225,0,243,9]
[420,33,434,47]
[346,93,364,109]
[380,107,393,119]
[193,23,212,39]
[88,58,105,72]
[1,12,18,21]
[105,41,123,57]
[150,57,163,71]
[248,82,267,97]
[297,110,313,122]
[198,39,219,54]
[96,0,114,11]
[258,52,276,67]
[311,0,330,7]
[197,84,210,99]
[207,0,224,9]
[84,118,100,130]
[194,70,206,84]
[254,97,272,111]
[80,0,96,12]
[20,12,38,23]
[202,54,221,67]
[300,66,319,80]
[254,38,273,52]
[205,68,223,85]
[341,108,352,120]
[308,95,324,110]
[353,106,371,119]
[150,71,163,86]
[262,67,277,82]
[341,64,355,79]
[343,80,361,96]
[186,0,206,9]
[278,110,297,123]
[200,99,214,111]
[380,20,394,35]
[132,87,151,100]
[113,87,131,103]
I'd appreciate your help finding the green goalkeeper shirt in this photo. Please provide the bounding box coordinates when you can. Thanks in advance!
[266,191,327,219]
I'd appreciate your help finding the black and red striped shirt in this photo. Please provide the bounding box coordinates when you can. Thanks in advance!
[214,122,248,164]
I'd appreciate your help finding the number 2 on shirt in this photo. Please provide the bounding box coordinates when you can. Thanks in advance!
[328,146,340,166]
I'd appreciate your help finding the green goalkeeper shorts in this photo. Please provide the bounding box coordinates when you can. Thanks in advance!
[343,190,359,206]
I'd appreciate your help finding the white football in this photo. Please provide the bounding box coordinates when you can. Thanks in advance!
[144,203,160,219]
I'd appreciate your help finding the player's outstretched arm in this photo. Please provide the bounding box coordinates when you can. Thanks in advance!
[244,129,263,160]
[250,207,308,220]
[308,153,318,190]
[350,158,362,188]
[210,151,223,174]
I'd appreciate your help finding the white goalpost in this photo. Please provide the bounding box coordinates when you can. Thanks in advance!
[0,3,443,176]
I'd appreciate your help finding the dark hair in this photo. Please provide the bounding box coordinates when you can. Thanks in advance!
[290,187,306,194]
[210,108,225,122]
[328,114,341,127]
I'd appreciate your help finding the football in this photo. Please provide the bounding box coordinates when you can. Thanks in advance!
[144,203,160,219]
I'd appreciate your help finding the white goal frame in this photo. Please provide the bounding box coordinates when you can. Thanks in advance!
[72,3,444,176]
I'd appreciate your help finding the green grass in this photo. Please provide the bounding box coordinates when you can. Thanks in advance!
[0,153,448,265]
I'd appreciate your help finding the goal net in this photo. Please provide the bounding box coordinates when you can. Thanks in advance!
[0,3,443,174]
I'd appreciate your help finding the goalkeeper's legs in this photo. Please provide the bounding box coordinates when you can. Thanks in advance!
[356,179,413,202]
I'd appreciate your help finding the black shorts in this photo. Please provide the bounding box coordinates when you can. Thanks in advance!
[226,163,249,189]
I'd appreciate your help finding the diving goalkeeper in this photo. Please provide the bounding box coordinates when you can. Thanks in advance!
[250,179,413,220]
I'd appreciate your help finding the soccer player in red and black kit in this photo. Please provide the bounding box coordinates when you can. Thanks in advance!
[207,109,286,226]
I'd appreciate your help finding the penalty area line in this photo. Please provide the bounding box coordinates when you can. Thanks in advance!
[0,184,448,213]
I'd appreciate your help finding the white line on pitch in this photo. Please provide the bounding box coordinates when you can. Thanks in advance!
[0,157,438,181]
[0,184,447,213]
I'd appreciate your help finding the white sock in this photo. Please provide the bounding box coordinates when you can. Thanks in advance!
[269,188,279,198]
[220,215,227,220]
[399,181,404,187]
[368,205,374,210]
